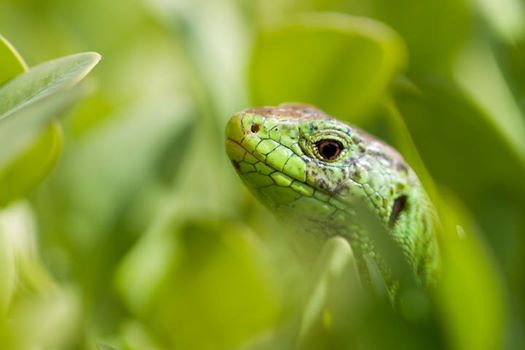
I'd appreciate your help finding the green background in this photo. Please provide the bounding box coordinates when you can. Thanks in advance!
[0,0,524,349]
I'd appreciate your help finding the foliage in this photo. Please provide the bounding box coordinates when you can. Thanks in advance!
[1,0,524,349]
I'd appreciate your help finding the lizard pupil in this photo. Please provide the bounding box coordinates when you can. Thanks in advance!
[316,140,342,160]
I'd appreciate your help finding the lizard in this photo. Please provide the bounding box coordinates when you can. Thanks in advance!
[225,104,439,292]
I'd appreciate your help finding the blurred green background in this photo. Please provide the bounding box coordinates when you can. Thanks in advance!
[1,0,525,349]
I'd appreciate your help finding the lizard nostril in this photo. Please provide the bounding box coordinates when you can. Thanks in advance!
[250,124,260,133]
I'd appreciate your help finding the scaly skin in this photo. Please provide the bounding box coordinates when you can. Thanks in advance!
[225,104,439,288]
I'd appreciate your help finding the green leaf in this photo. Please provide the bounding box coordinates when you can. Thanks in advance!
[47,100,193,242]
[2,288,81,349]
[291,0,469,72]
[0,122,62,206]
[0,52,101,121]
[0,202,55,316]
[0,221,16,316]
[0,35,27,84]
[354,0,469,73]
[0,88,83,203]
[394,76,525,199]
[249,13,405,121]
[0,51,100,204]
[384,101,506,350]
[117,220,279,350]
[454,41,525,164]
[474,0,525,42]
[435,189,505,350]
[298,237,362,345]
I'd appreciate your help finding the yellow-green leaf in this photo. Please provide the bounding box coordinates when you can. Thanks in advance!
[250,13,405,121]
[0,122,62,206]
[0,35,27,84]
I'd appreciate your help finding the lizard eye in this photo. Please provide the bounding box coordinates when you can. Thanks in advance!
[315,139,343,161]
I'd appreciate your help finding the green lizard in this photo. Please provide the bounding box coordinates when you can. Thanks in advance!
[225,104,439,289]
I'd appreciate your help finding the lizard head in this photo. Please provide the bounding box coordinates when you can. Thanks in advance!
[225,104,418,232]
[225,104,438,285]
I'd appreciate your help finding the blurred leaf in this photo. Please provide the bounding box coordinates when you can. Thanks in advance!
[375,101,506,349]
[0,201,56,318]
[381,100,440,200]
[454,41,525,164]
[0,52,101,121]
[298,237,362,345]
[119,320,163,350]
[435,189,505,350]
[2,288,82,349]
[0,86,83,192]
[116,202,180,313]
[143,0,250,125]
[474,0,525,42]
[0,1,522,349]
[500,36,525,103]
[0,122,63,206]
[394,76,525,200]
[0,35,27,84]
[0,51,100,204]
[0,202,55,291]
[359,0,469,73]
[354,193,417,293]
[296,234,440,350]
[0,202,79,349]
[286,0,468,73]
[48,100,193,243]
[250,12,405,121]
[385,101,506,350]
[0,218,16,316]
[118,219,279,350]
[0,37,65,206]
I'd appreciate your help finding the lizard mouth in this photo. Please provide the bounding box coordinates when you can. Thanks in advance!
[225,136,346,214]
[225,113,305,183]
[226,136,312,193]
[225,137,303,184]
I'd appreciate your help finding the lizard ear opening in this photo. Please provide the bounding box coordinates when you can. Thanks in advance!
[389,195,407,227]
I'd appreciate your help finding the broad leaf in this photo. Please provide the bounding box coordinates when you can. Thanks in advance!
[117,220,279,350]
[298,237,362,345]
[249,13,405,121]
[0,50,100,205]
[0,35,27,84]
[0,88,84,203]
[0,52,100,121]
[385,101,506,350]
[435,189,505,350]
[0,122,62,206]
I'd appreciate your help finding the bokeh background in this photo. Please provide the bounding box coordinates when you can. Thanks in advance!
[1,0,525,349]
